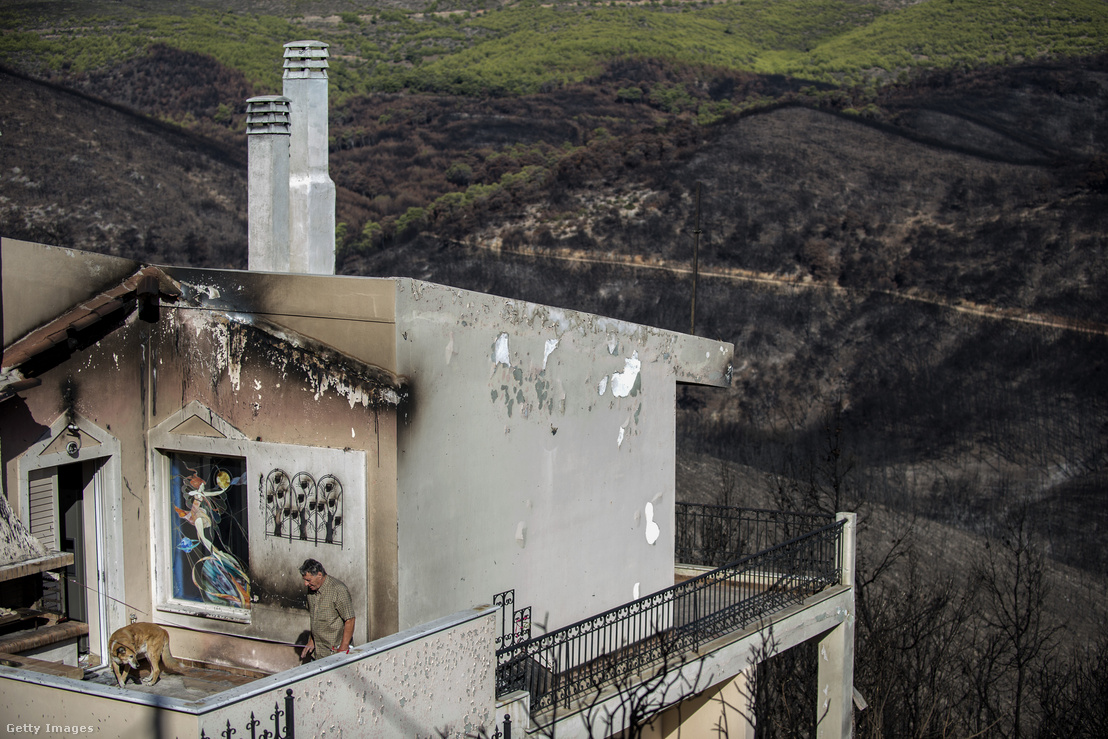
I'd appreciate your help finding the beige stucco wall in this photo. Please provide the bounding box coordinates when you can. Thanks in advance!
[0,682,199,739]
[145,304,395,649]
[193,606,498,738]
[3,307,153,653]
[646,672,756,739]
[0,606,498,739]
[393,279,733,633]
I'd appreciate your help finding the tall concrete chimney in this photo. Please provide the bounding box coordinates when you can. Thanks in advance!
[283,40,336,275]
[246,95,291,272]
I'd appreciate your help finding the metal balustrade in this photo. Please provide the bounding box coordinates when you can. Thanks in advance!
[495,514,845,714]
[675,503,834,568]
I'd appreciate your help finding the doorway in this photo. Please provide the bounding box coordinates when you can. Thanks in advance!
[28,459,108,666]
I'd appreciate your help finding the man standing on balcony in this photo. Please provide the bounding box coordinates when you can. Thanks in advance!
[299,558,355,661]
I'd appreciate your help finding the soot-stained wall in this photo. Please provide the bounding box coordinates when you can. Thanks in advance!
[2,265,404,664]
[146,303,403,647]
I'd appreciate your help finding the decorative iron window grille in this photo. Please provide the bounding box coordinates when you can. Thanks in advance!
[263,469,343,547]
[496,518,845,713]
[493,589,532,649]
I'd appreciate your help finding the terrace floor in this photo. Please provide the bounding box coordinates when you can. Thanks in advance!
[81,659,265,700]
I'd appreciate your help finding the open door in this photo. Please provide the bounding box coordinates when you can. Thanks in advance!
[28,459,108,665]
[19,416,123,669]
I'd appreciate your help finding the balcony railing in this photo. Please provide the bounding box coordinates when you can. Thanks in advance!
[496,513,845,714]
[675,503,834,568]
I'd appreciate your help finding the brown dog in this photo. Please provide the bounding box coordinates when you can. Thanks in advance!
[108,623,184,687]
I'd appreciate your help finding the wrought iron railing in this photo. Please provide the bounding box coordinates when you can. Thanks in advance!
[201,688,295,739]
[493,589,532,648]
[495,518,845,714]
[675,503,834,568]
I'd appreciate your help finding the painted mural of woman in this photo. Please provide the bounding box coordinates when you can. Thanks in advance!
[172,457,251,609]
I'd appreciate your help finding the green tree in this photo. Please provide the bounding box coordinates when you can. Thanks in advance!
[445,162,474,186]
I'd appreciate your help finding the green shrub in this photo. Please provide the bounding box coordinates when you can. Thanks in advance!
[396,207,427,236]
[360,221,384,250]
[616,86,644,102]
[445,162,474,186]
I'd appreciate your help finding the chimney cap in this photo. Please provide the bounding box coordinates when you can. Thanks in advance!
[284,40,329,58]
[284,40,329,76]
[246,95,292,135]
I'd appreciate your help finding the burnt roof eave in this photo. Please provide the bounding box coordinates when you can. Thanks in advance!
[172,303,408,405]
[1,266,181,391]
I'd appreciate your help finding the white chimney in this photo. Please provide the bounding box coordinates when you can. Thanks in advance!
[246,95,291,272]
[283,40,336,275]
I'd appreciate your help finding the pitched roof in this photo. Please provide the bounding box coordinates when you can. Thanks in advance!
[0,266,180,401]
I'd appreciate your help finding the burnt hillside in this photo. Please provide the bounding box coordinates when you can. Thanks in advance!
[0,66,248,267]
[340,60,1108,580]
[3,62,1106,558]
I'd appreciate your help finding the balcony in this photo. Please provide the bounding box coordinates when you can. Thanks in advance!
[496,505,856,736]
[0,506,854,738]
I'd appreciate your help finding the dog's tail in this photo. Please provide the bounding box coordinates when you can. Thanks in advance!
[160,644,188,675]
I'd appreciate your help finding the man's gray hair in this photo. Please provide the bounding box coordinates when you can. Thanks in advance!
[299,558,326,576]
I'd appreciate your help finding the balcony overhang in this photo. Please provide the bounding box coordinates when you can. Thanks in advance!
[528,584,854,738]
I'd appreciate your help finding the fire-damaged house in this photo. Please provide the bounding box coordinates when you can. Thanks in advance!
[0,41,856,739]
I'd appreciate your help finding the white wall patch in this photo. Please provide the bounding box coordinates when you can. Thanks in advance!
[543,339,558,369]
[644,502,660,545]
[494,332,511,366]
[610,352,641,398]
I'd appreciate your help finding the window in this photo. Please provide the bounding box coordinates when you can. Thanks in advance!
[168,453,250,611]
[150,402,367,636]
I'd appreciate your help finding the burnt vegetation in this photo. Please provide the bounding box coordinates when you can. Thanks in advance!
[2,11,1107,736]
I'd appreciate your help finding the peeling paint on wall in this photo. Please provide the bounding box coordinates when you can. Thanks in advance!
[542,338,558,369]
[486,333,569,422]
[644,502,660,545]
[610,351,641,398]
[494,333,510,366]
